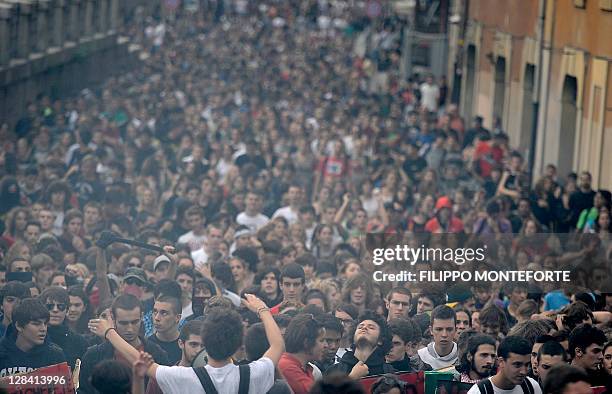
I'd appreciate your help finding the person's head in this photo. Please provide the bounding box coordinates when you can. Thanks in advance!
[229,256,249,284]
[304,288,329,312]
[317,314,343,363]
[24,221,41,245]
[295,253,317,281]
[342,273,374,308]
[370,374,408,394]
[542,364,591,394]
[1,281,30,324]
[90,360,131,394]
[153,255,172,283]
[516,299,539,323]
[244,322,269,361]
[416,291,444,314]
[335,303,358,338]
[279,263,305,302]
[603,342,612,374]
[532,335,555,374]
[385,287,412,321]
[479,304,508,337]
[201,308,243,361]
[111,294,143,344]
[153,295,181,335]
[537,340,567,382]
[387,318,419,363]
[121,267,149,298]
[185,206,205,232]
[284,313,326,362]
[175,266,195,299]
[457,334,497,378]
[505,282,528,306]
[192,277,217,316]
[561,301,594,332]
[256,267,280,298]
[178,320,204,365]
[352,310,392,355]
[67,285,89,326]
[430,305,457,351]
[454,307,472,340]
[578,171,592,191]
[568,323,606,371]
[39,286,69,326]
[8,256,31,273]
[496,336,532,386]
[12,298,50,351]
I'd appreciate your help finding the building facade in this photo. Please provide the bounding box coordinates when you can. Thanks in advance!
[454,0,612,189]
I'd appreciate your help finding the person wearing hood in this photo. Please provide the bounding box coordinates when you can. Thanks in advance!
[425,196,464,233]
[418,305,459,371]
[325,310,395,378]
[184,276,218,322]
[0,176,23,217]
[0,298,66,378]
[39,286,88,369]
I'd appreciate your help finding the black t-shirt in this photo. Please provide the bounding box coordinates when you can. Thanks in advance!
[146,335,182,365]
[402,157,427,181]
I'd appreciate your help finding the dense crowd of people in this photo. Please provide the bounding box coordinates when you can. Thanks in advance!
[0,1,611,393]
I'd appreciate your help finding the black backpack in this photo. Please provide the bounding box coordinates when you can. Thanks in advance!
[477,378,535,394]
[193,364,250,394]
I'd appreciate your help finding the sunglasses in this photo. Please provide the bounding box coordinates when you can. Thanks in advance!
[124,277,145,286]
[46,303,67,312]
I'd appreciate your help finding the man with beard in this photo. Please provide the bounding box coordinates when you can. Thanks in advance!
[145,321,204,394]
[325,310,395,378]
[457,334,497,383]
[467,336,541,394]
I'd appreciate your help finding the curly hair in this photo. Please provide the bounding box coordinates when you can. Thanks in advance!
[201,308,244,360]
[456,333,496,374]
[341,273,374,308]
[351,310,393,355]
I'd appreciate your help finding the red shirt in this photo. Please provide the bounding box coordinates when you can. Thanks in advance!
[425,217,464,233]
[278,353,314,394]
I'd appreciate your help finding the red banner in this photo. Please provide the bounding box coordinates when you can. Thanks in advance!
[0,363,75,394]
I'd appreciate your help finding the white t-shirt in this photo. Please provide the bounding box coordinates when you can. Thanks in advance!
[178,231,207,252]
[155,357,275,394]
[420,82,440,112]
[191,248,209,271]
[236,212,270,232]
[272,206,299,225]
[466,377,542,394]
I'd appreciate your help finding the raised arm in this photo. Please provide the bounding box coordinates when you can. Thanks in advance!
[242,294,285,366]
[88,317,160,378]
[95,247,112,307]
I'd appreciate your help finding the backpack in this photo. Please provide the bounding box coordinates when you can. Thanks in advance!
[477,378,535,394]
[193,364,250,394]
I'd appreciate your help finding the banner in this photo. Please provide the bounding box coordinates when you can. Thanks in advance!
[0,363,75,394]
[361,371,425,394]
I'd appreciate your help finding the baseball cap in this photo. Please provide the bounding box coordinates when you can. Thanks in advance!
[123,267,147,285]
[153,255,171,271]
